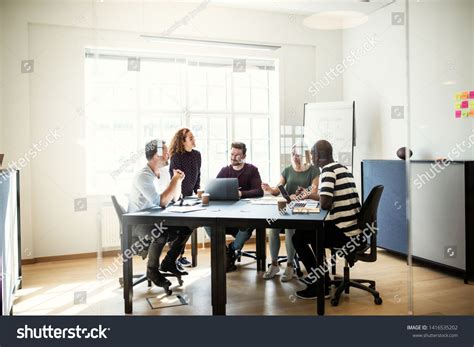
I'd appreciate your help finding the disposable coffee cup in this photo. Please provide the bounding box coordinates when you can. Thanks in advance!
[201,193,210,205]
[197,189,205,199]
[277,198,287,212]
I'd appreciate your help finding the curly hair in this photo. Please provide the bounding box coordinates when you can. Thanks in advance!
[169,128,192,157]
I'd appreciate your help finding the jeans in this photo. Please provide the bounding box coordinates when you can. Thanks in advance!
[133,224,192,268]
[204,226,253,251]
[268,228,296,263]
[292,222,350,276]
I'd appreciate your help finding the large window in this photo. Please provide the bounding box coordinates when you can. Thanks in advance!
[84,51,277,195]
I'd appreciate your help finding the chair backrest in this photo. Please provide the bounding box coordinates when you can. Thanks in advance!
[356,185,384,262]
[111,195,126,227]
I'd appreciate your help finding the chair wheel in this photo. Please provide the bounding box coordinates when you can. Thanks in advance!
[147,280,152,287]
[178,278,184,286]
[331,298,339,307]
[166,289,172,295]
[296,269,304,278]
[374,296,383,305]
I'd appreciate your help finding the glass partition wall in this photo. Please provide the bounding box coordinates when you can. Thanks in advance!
[13,0,473,316]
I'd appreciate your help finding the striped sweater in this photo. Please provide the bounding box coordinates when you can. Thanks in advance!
[319,162,361,236]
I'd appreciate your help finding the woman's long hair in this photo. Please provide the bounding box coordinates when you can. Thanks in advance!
[169,127,192,157]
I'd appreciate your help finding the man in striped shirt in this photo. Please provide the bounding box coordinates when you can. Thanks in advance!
[293,140,362,299]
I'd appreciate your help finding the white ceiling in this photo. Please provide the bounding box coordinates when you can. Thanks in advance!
[168,0,396,16]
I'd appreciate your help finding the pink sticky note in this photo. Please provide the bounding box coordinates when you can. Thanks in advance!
[455,110,461,118]
[461,100,469,108]
[469,91,474,99]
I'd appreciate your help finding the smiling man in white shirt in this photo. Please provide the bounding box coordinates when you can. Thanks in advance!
[128,139,193,289]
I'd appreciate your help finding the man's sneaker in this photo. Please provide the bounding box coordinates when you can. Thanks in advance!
[177,256,192,268]
[146,267,171,288]
[295,284,330,300]
[262,264,280,279]
[281,266,296,282]
[226,246,237,272]
[160,257,188,276]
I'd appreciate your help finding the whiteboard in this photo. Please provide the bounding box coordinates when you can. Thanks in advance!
[303,101,355,170]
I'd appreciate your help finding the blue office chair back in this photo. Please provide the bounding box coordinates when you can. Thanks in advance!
[356,185,384,262]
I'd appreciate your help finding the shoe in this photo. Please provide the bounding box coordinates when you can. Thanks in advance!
[281,266,296,282]
[226,245,237,273]
[299,276,314,286]
[160,257,188,276]
[263,264,280,279]
[295,284,330,300]
[177,256,192,268]
[146,267,171,288]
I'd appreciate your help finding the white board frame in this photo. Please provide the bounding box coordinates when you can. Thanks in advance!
[303,101,355,170]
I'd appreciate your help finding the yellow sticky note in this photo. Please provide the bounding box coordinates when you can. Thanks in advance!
[455,92,463,100]
[470,100,474,108]
[455,102,462,109]
[461,91,469,99]
[461,110,469,118]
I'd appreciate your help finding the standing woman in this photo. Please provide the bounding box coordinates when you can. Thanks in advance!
[169,128,202,268]
[260,143,320,281]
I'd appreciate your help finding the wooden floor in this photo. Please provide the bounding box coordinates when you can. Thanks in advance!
[13,248,473,316]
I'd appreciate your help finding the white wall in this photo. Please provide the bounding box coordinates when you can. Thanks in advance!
[342,0,408,187]
[408,0,473,160]
[1,0,342,258]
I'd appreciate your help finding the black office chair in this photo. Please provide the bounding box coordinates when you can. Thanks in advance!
[329,185,384,307]
[111,196,182,295]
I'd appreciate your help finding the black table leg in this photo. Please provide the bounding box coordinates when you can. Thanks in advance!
[316,224,325,316]
[123,224,133,314]
[191,228,198,267]
[210,225,226,315]
[256,228,266,271]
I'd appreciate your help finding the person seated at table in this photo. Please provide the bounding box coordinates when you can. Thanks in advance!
[261,143,320,281]
[292,140,362,299]
[204,142,264,272]
[128,139,193,289]
[169,127,202,269]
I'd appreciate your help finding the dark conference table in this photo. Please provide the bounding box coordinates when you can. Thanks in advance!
[121,199,329,315]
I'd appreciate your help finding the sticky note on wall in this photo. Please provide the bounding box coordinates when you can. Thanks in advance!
[470,109,474,117]
[469,91,474,99]
[461,110,469,118]
[455,102,462,109]
[455,110,462,118]
[470,100,474,108]
[461,91,469,99]
[461,100,469,108]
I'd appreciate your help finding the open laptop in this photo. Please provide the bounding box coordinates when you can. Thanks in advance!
[205,178,240,201]
[277,184,307,208]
